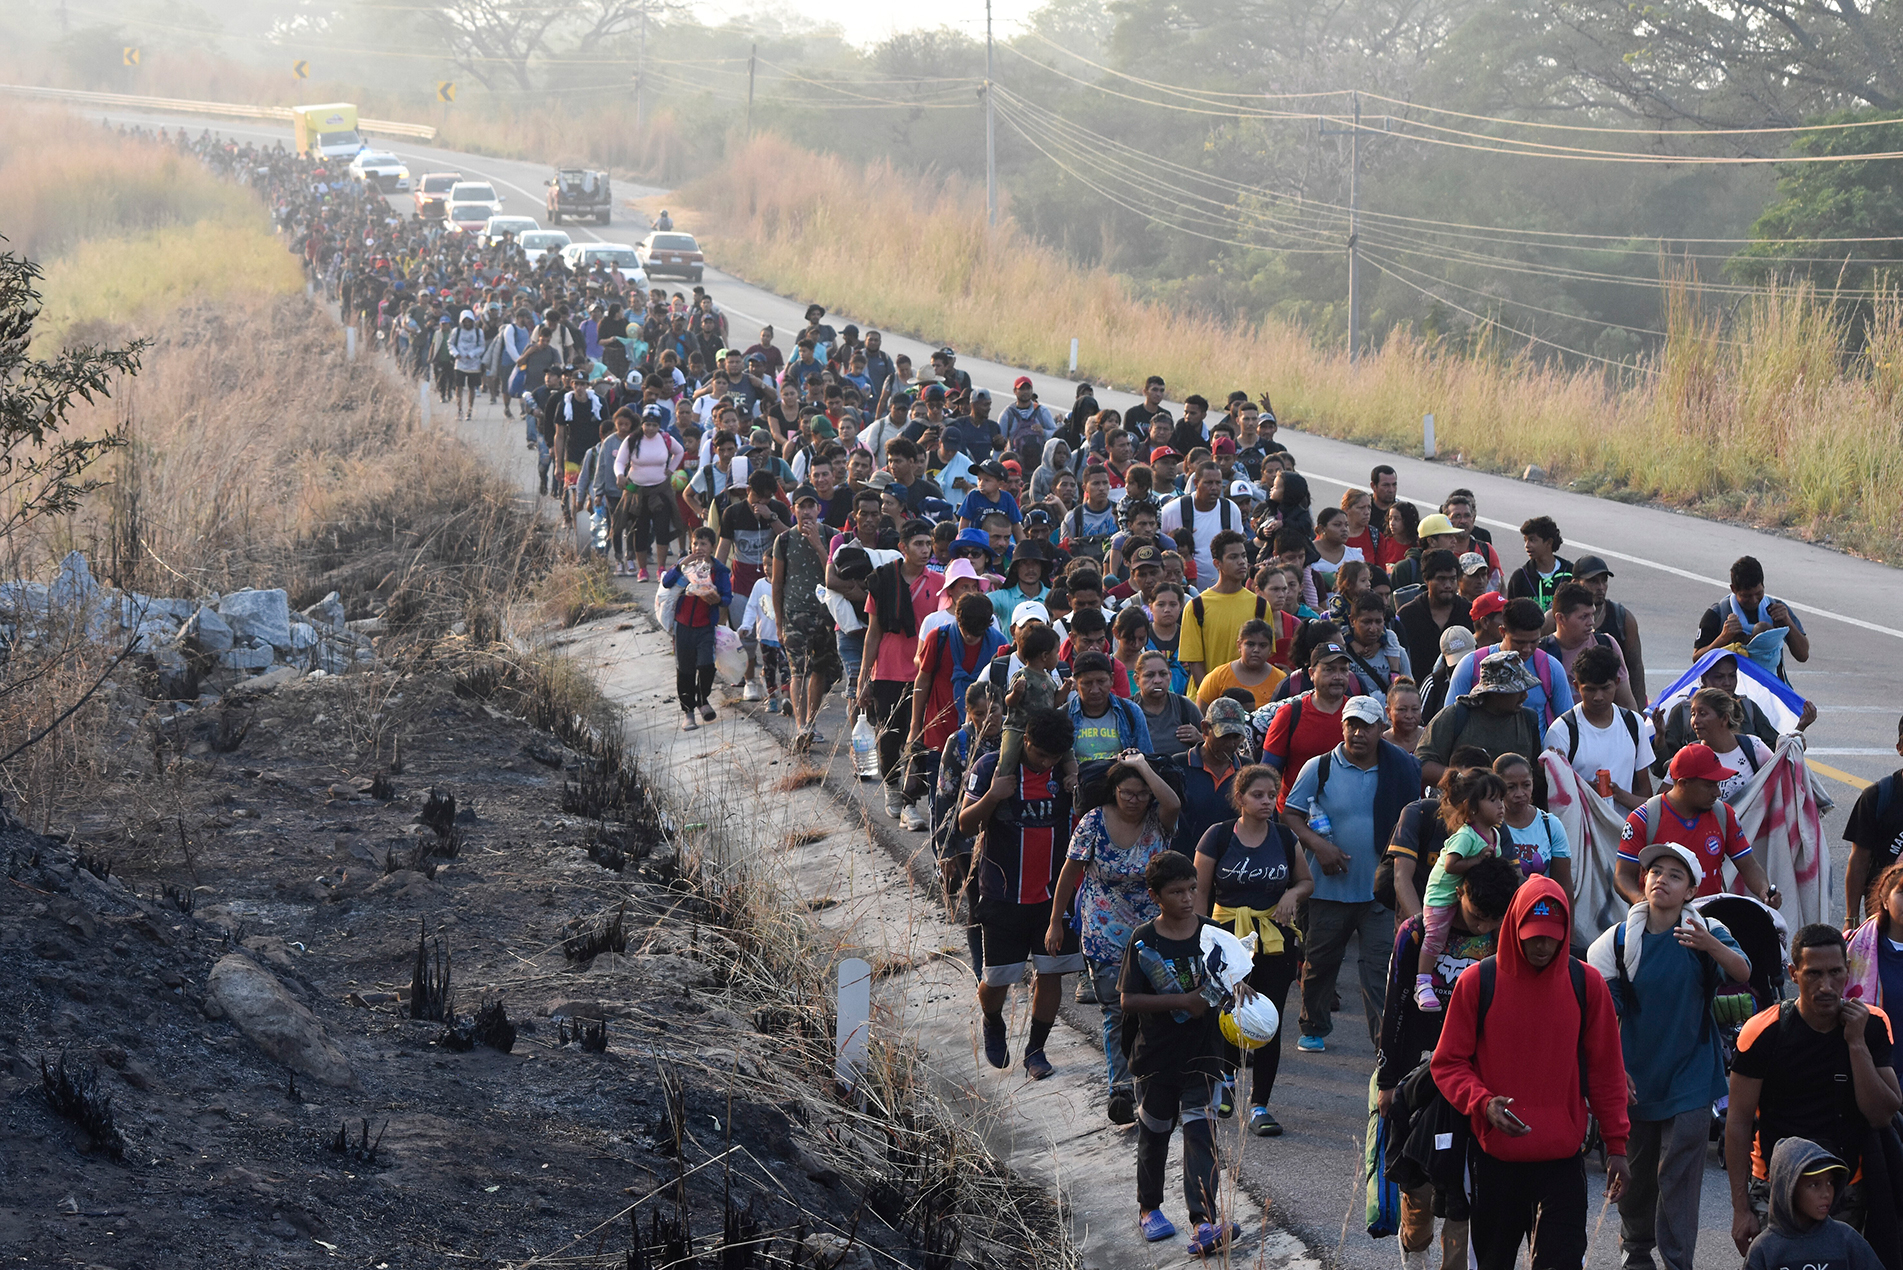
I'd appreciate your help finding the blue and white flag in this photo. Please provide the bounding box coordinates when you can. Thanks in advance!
[1653,649,1805,735]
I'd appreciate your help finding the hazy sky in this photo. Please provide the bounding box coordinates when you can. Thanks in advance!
[693,0,1043,48]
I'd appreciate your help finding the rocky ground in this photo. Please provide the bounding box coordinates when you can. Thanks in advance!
[0,647,1034,1269]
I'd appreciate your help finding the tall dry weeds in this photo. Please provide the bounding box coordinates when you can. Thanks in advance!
[683,134,1903,559]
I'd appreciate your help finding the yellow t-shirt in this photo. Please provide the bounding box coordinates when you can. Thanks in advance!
[1194,661,1286,709]
[1180,587,1267,684]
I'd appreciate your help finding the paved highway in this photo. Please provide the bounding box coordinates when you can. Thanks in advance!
[90,105,1902,1270]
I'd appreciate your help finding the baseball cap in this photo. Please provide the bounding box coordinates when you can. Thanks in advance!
[1669,743,1738,784]
[1126,543,1162,568]
[924,384,947,402]
[1519,894,1570,943]
[1573,554,1615,580]
[1470,591,1508,620]
[1001,457,1022,474]
[972,388,991,402]
[1637,843,1704,890]
[1458,551,1489,576]
[1211,436,1238,455]
[1012,375,1033,392]
[1440,626,1478,663]
[1417,513,1458,538]
[1203,696,1251,738]
[975,459,1008,480]
[1309,641,1352,667]
[1024,508,1053,528]
[641,403,669,423]
[1149,446,1181,463]
[1341,695,1387,726]
[791,483,822,506]
[1010,600,1050,628]
[1230,479,1259,500]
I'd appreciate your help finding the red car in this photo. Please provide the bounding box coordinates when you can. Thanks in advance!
[413,172,462,220]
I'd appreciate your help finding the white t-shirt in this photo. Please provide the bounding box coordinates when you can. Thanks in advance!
[917,607,1002,646]
[1544,706,1656,794]
[1159,496,1245,584]
[1706,735,1774,803]
[821,545,899,634]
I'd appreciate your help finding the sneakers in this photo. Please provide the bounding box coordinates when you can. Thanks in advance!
[982,1015,1009,1069]
[1022,1049,1053,1081]
[900,802,930,832]
[634,567,651,582]
[1296,1034,1326,1054]
[1107,1088,1136,1125]
[1216,1079,1235,1119]
[698,704,716,722]
[1075,975,1098,1005]
[680,716,698,732]
[884,785,904,819]
[1413,975,1442,1013]
[1247,1106,1283,1137]
[742,679,765,702]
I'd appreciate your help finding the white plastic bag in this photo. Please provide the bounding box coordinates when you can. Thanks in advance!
[713,624,748,685]
[655,581,685,629]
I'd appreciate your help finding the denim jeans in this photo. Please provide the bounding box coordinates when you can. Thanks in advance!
[1088,958,1130,1092]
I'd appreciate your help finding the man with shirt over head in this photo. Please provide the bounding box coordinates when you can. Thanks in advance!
[1726,924,1901,1257]
[959,707,1082,1081]
[1283,693,1421,1051]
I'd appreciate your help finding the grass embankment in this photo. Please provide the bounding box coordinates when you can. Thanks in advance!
[683,135,1903,561]
[1,107,301,340]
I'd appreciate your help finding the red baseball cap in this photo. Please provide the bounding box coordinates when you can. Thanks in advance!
[1149,446,1180,463]
[1211,436,1238,455]
[1470,591,1507,620]
[1668,743,1737,784]
[1012,375,1033,391]
[1519,894,1569,943]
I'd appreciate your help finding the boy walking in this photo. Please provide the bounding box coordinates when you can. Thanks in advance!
[1587,844,1749,1270]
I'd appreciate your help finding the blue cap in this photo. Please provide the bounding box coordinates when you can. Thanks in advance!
[952,527,995,561]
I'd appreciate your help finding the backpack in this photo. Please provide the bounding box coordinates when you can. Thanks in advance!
[1189,592,1268,629]
[930,624,1007,730]
[1075,753,1188,815]
[1611,921,1721,1043]
[1170,492,1233,563]
[1556,703,1642,765]
[1469,644,1560,720]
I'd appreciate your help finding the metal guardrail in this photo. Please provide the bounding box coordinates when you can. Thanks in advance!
[0,84,437,140]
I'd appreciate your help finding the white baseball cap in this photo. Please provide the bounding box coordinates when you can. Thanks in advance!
[1010,600,1050,628]
[1341,694,1387,726]
[1637,843,1704,889]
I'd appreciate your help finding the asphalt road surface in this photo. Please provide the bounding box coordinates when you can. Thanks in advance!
[86,104,1903,1270]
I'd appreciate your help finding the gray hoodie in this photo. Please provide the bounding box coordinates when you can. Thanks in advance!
[1745,1136,1883,1270]
[1030,437,1072,503]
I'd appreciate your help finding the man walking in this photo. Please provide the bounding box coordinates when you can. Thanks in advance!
[1282,694,1420,1051]
[1432,877,1632,1270]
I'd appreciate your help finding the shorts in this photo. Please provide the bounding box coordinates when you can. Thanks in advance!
[455,369,481,388]
[781,608,842,684]
[975,897,1085,986]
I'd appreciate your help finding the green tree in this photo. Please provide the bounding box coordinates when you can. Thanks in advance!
[1733,112,1903,294]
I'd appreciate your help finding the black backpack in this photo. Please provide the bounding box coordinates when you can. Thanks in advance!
[1171,492,1233,563]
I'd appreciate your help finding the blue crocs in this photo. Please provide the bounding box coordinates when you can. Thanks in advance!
[1140,1210,1177,1243]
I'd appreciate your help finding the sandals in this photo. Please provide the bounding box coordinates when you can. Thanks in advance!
[1187,1222,1239,1257]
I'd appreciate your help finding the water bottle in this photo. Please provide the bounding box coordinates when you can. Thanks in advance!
[1307,797,1333,839]
[851,714,880,780]
[1135,941,1190,1022]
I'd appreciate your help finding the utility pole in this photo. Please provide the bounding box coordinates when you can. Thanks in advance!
[634,5,648,133]
[746,42,756,135]
[1320,92,1362,363]
[984,0,996,228]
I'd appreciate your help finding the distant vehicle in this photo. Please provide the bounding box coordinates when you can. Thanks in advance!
[413,171,462,219]
[448,181,504,219]
[444,202,493,234]
[545,168,611,225]
[559,242,648,288]
[517,229,571,265]
[480,215,540,247]
[291,103,363,160]
[348,150,411,192]
[636,231,703,283]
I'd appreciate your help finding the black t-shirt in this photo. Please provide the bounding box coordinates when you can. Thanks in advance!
[1117,917,1222,1079]
[717,501,790,568]
[1845,774,1903,872]
[1126,402,1170,436]
[1195,818,1294,911]
[1383,798,1451,910]
[1731,1002,1894,1174]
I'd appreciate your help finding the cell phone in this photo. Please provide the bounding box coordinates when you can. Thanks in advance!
[1499,1102,1529,1132]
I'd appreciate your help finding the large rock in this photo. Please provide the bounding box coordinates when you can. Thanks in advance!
[218,589,292,650]
[49,551,98,610]
[218,645,277,671]
[177,606,235,654]
[207,954,357,1087]
[301,591,348,632]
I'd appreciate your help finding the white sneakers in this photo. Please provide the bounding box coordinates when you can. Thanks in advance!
[742,679,765,701]
[900,802,930,832]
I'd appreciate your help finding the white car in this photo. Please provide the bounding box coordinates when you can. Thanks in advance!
[517,229,571,264]
[348,150,411,192]
[559,242,649,288]
[480,215,540,247]
[447,180,504,218]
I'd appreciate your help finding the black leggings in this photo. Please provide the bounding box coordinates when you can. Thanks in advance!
[629,484,674,554]
[673,621,716,713]
[1221,945,1301,1106]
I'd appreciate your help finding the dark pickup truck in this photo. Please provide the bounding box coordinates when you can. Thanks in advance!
[545,169,612,225]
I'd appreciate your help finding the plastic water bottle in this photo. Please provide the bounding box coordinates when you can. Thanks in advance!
[851,714,880,780]
[1308,798,1333,838]
[1135,941,1191,1022]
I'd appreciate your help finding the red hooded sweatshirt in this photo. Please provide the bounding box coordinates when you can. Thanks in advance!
[1430,876,1629,1161]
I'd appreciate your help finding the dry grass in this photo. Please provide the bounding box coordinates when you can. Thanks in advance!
[682,134,1903,560]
